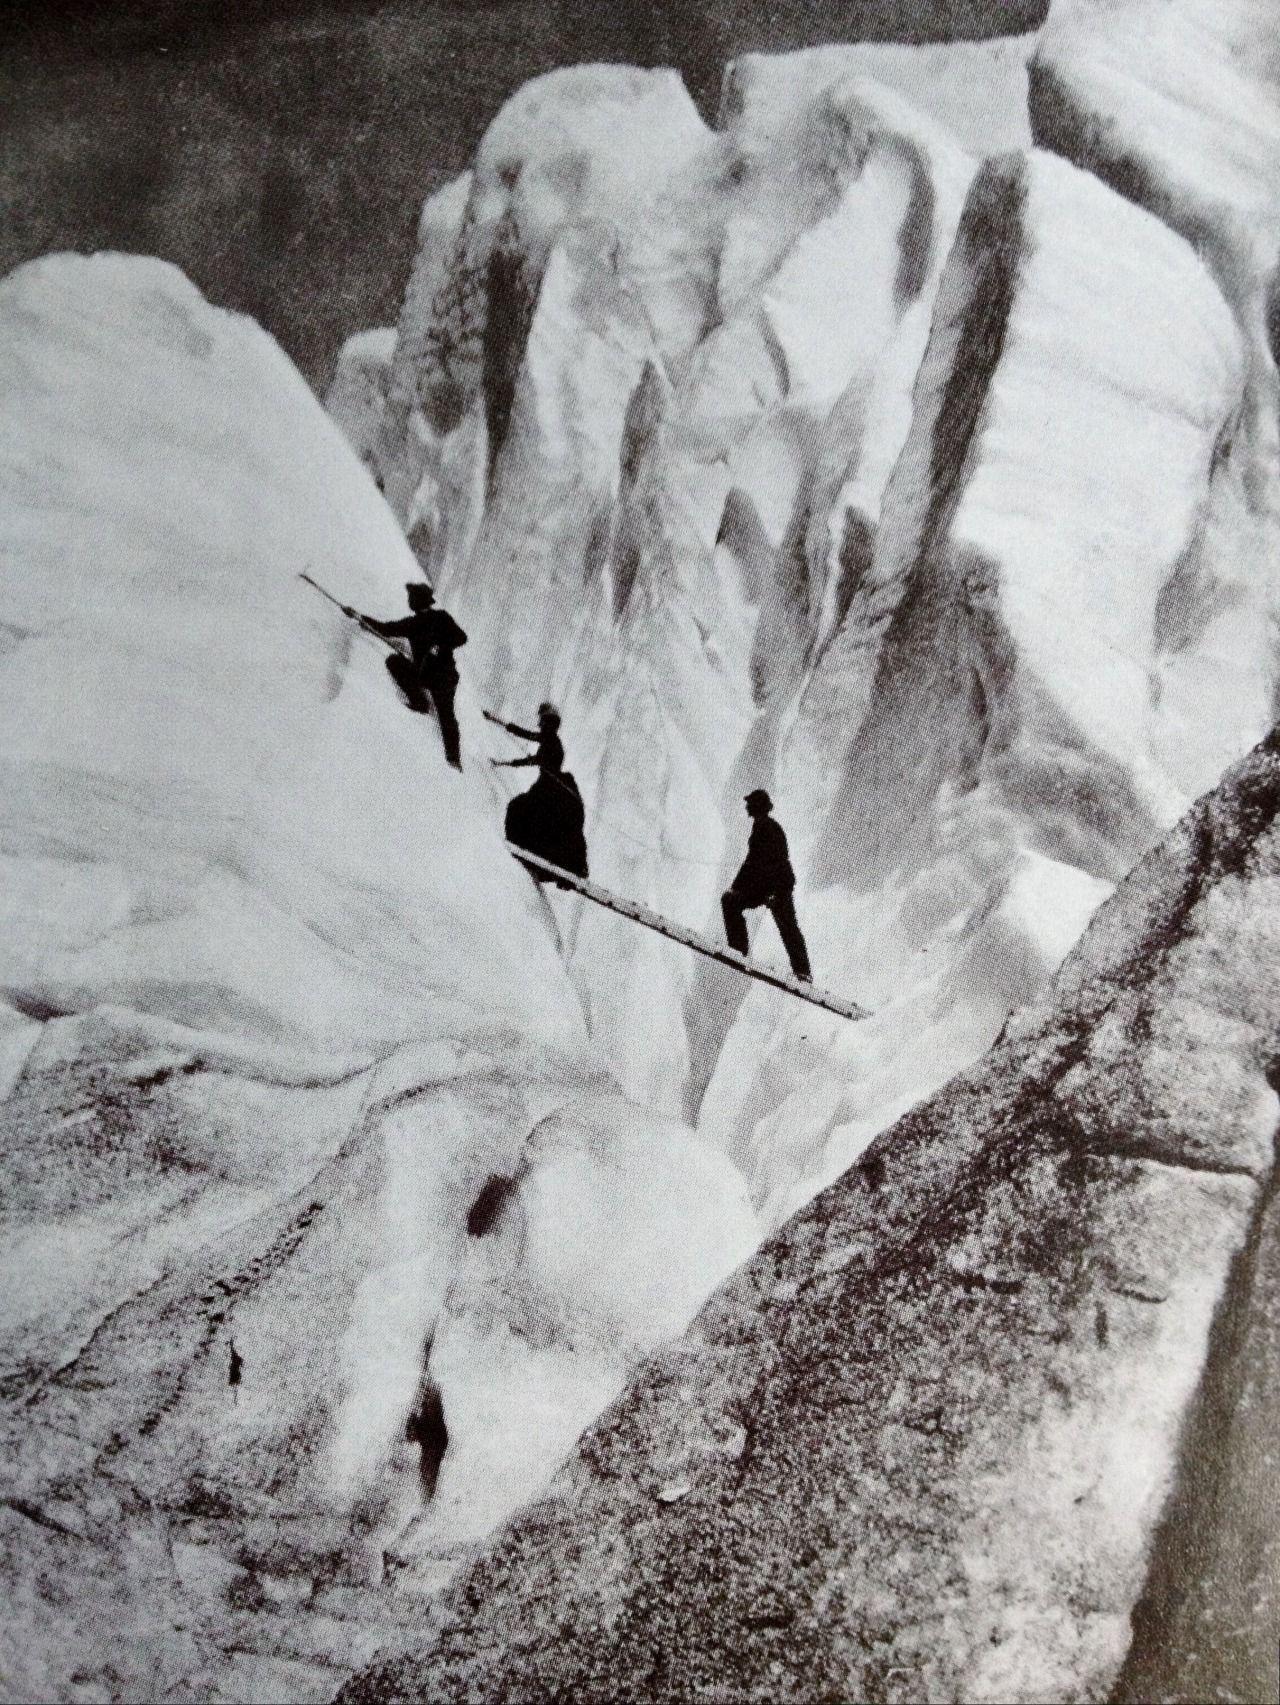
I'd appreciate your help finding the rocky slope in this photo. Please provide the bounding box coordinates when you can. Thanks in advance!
[344,726,1280,1705]
[0,255,755,1702]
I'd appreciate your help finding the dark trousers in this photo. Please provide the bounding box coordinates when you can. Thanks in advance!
[386,654,462,770]
[721,886,811,980]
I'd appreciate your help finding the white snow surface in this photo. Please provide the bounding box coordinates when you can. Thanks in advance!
[326,325,397,479]
[0,252,577,1063]
[720,32,1036,156]
[337,45,1279,1224]
[1032,0,1280,809]
[404,1096,757,1551]
[1035,0,1280,268]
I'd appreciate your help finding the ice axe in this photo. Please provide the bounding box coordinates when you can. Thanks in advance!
[299,571,397,649]
[300,570,365,626]
[299,569,348,612]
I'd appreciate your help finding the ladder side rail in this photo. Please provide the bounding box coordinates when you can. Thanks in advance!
[504,842,867,1021]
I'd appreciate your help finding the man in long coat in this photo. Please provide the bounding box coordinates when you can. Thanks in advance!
[721,788,811,982]
[344,582,467,770]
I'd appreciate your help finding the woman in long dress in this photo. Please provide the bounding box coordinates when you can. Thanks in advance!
[487,704,589,885]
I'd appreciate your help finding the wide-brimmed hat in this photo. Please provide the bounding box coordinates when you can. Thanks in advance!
[405,581,435,605]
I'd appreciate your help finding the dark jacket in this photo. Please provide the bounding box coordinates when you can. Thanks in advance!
[731,815,795,900]
[365,608,468,677]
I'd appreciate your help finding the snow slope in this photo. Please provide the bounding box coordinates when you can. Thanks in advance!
[0,254,573,1063]
[0,254,756,1701]
[335,39,1277,1226]
[0,245,581,1397]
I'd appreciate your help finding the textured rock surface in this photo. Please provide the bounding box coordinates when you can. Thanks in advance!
[1115,1179,1280,1705]
[343,729,1280,1705]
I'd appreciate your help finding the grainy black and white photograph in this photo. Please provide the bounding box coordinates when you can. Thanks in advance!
[1,1,1277,1701]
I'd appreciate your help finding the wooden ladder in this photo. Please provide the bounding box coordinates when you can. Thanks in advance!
[506,843,869,1022]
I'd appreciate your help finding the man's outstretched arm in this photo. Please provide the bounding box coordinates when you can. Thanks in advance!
[341,606,413,639]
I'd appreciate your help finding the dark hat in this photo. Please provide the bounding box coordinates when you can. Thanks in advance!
[406,581,435,605]
[537,701,559,722]
[744,788,772,811]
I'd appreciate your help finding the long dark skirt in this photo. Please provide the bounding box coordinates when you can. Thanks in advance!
[505,772,589,887]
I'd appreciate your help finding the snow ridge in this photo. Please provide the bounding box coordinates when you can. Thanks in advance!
[0,252,757,1700]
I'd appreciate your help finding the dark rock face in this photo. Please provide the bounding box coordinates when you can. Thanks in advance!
[1114,1179,1280,1705]
[342,731,1280,1705]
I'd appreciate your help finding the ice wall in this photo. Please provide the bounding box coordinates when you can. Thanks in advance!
[0,254,757,1701]
[705,145,1252,1222]
[1031,0,1280,796]
[335,37,1277,1225]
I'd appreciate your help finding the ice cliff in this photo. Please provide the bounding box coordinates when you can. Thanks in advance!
[335,8,1279,1231]
[0,255,754,1701]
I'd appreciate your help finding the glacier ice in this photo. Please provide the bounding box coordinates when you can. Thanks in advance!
[4,11,1279,1697]
[340,42,1277,1228]
[0,252,757,1700]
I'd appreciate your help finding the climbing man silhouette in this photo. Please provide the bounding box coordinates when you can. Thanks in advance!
[722,789,812,982]
[343,582,467,770]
